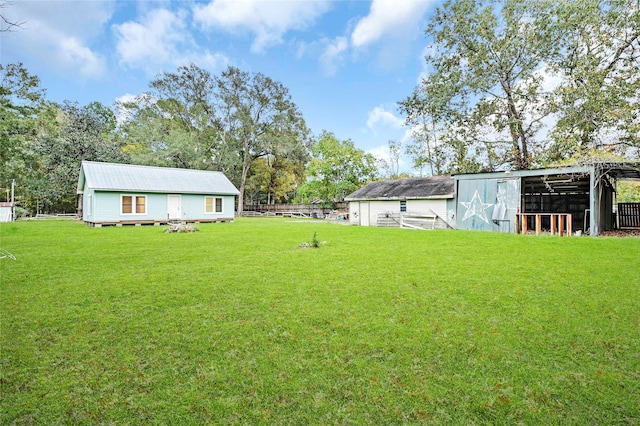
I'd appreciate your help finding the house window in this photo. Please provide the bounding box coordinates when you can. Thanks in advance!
[205,196,223,214]
[400,200,407,212]
[122,195,146,215]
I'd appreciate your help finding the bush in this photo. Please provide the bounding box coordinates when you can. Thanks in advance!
[311,231,320,248]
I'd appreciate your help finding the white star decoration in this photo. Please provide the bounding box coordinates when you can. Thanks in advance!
[460,190,493,224]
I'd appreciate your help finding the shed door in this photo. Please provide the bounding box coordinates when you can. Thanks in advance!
[361,202,370,226]
[168,195,181,220]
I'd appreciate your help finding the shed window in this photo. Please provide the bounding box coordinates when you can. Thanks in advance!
[122,195,146,215]
[205,196,223,214]
[400,200,407,213]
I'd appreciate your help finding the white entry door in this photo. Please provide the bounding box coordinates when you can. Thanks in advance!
[167,195,182,220]
[360,202,370,226]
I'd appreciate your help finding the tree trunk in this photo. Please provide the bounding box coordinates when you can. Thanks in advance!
[505,90,529,169]
[237,164,249,216]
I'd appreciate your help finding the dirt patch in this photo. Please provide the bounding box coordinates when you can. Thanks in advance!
[598,229,640,237]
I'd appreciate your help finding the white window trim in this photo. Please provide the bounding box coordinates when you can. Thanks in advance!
[87,194,92,216]
[121,194,147,215]
[204,196,224,214]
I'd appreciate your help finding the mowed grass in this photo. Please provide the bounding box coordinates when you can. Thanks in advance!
[1,218,639,425]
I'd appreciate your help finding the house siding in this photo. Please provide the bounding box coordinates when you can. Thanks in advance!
[88,191,235,224]
[407,199,448,221]
[348,199,449,227]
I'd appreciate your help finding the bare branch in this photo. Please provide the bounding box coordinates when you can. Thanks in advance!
[1,1,25,32]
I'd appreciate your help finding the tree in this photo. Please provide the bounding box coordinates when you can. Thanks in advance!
[0,63,50,211]
[246,156,299,204]
[117,64,223,171]
[215,66,309,214]
[617,181,640,202]
[404,117,447,176]
[402,0,640,173]
[400,0,557,171]
[546,0,640,160]
[378,139,403,178]
[32,101,126,212]
[297,131,377,207]
[118,64,309,214]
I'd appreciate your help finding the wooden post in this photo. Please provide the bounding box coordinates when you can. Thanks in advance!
[522,214,528,234]
[515,214,520,234]
[567,214,572,236]
[558,215,564,236]
[550,214,556,235]
[535,214,542,235]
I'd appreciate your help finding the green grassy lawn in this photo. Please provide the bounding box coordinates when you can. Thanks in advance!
[1,218,639,424]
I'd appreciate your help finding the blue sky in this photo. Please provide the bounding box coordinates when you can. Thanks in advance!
[2,0,441,174]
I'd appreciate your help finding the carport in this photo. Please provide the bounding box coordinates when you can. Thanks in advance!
[453,162,640,236]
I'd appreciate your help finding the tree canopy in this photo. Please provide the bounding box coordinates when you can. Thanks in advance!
[400,0,640,174]
[297,131,378,207]
[117,64,310,214]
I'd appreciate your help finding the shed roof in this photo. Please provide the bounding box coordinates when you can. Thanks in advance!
[345,176,454,201]
[78,161,240,195]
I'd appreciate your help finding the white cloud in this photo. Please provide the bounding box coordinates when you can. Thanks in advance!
[351,0,434,48]
[319,37,348,76]
[59,37,106,79]
[367,105,405,130]
[368,144,391,161]
[193,0,331,53]
[113,8,228,74]
[1,1,113,79]
[114,9,185,68]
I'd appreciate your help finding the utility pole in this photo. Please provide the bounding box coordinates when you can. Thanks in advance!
[11,179,15,221]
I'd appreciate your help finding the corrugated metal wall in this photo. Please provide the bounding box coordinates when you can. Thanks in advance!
[455,178,521,233]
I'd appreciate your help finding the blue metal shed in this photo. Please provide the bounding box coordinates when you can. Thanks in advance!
[453,162,640,236]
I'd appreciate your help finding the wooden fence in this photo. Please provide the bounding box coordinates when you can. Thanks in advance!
[242,203,348,218]
[618,203,640,228]
[376,212,452,230]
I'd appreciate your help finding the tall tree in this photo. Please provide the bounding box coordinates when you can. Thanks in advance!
[297,131,377,207]
[546,0,640,160]
[32,101,126,212]
[117,64,223,171]
[245,156,300,204]
[378,139,403,178]
[118,64,309,214]
[215,66,309,214]
[400,0,557,171]
[404,116,447,176]
[0,63,50,209]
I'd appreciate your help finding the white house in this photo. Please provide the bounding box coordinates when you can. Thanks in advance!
[345,176,455,229]
[77,161,240,227]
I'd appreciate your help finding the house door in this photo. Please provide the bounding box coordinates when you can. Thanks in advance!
[168,195,182,220]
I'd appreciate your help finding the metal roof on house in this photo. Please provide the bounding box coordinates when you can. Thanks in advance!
[345,176,454,201]
[78,161,240,195]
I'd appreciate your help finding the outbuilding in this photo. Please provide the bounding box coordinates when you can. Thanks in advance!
[454,162,640,236]
[345,176,455,229]
[77,161,240,227]
[0,202,14,222]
